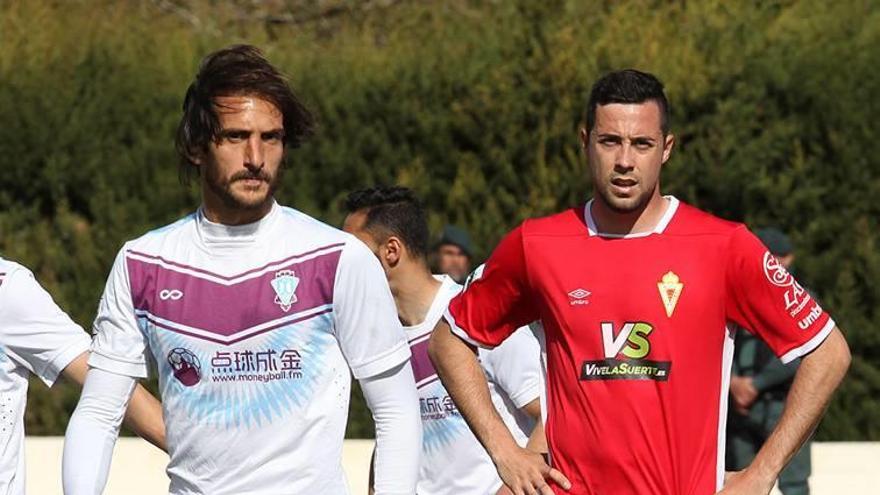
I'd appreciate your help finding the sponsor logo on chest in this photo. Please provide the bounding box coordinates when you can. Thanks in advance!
[581,321,672,381]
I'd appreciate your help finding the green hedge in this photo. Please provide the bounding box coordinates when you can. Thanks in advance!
[2,0,878,439]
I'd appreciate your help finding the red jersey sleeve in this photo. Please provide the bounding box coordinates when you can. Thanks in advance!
[725,226,835,363]
[444,224,539,348]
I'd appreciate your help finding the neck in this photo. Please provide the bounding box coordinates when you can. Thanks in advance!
[389,264,443,327]
[591,191,669,235]
[201,192,274,226]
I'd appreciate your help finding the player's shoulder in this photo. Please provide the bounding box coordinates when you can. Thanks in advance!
[667,200,745,238]
[277,205,349,241]
[0,256,32,291]
[276,205,365,257]
[0,256,28,278]
[123,211,199,253]
[520,205,588,238]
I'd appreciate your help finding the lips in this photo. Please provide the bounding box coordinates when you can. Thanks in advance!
[610,177,638,196]
[611,177,637,187]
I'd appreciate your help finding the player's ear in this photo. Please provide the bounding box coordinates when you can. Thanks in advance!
[384,236,403,268]
[579,127,589,150]
[661,133,675,164]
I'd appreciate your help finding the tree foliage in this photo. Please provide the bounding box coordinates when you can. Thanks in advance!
[1,0,877,439]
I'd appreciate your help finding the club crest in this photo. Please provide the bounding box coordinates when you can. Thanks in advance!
[271,269,300,312]
[658,271,684,318]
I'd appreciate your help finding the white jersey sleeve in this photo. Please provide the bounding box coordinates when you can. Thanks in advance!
[481,326,543,409]
[0,267,90,386]
[89,246,151,378]
[332,239,410,379]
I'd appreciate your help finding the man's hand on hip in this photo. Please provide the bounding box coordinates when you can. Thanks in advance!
[493,444,570,495]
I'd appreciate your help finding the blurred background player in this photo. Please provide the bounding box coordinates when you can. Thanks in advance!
[62,45,421,494]
[428,69,850,495]
[433,225,474,284]
[727,228,812,494]
[0,257,165,494]
[344,186,545,495]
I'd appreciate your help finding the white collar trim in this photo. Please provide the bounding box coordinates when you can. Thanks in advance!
[584,195,680,239]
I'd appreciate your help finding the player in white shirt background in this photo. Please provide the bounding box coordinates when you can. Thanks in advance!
[0,257,165,495]
[62,45,421,495]
[343,186,545,495]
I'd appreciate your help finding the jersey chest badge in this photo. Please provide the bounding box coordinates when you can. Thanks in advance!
[657,271,683,317]
[271,269,300,312]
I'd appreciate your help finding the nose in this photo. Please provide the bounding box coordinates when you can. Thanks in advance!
[245,136,264,169]
[615,142,635,171]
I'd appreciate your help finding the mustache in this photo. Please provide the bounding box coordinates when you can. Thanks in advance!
[229,170,272,183]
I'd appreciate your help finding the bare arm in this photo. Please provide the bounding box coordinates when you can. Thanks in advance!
[428,319,569,495]
[520,398,547,454]
[719,327,850,494]
[61,352,167,452]
[368,445,376,495]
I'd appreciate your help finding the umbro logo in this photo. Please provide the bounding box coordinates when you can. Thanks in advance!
[568,288,591,306]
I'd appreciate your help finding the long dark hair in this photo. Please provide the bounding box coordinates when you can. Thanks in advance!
[174,44,316,185]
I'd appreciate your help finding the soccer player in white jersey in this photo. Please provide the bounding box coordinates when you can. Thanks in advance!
[343,186,545,495]
[62,45,421,495]
[0,257,165,494]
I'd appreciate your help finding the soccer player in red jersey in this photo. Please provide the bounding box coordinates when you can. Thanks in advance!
[428,69,851,495]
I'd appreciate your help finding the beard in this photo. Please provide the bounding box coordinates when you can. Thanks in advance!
[597,188,651,213]
[595,177,655,215]
[204,163,281,211]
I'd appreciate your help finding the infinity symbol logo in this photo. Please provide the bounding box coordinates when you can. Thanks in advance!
[159,289,184,301]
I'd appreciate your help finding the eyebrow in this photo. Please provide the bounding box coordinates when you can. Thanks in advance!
[218,127,285,135]
[595,132,658,142]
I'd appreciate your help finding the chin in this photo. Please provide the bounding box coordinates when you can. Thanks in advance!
[229,183,274,208]
[600,192,650,214]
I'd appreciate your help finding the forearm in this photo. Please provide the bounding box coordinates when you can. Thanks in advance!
[428,320,519,458]
[123,384,166,451]
[519,398,547,453]
[360,361,421,495]
[526,421,548,454]
[63,367,136,495]
[749,328,849,479]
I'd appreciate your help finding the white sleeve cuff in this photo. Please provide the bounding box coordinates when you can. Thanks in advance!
[508,381,542,409]
[779,318,836,364]
[443,309,496,350]
[88,349,150,379]
[38,337,90,387]
[349,341,411,380]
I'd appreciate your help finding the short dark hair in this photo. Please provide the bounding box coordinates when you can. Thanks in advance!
[344,186,430,260]
[175,44,316,185]
[585,69,670,135]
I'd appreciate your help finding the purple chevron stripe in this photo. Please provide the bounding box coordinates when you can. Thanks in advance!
[143,307,333,345]
[127,242,345,281]
[409,338,439,388]
[127,249,341,338]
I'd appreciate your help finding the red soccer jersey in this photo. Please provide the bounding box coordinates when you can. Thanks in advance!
[444,197,834,495]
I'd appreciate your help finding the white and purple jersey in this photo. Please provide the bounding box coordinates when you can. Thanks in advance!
[408,276,542,495]
[89,203,410,494]
[0,259,90,495]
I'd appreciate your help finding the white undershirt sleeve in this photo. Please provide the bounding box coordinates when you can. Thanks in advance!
[359,360,421,495]
[62,367,137,495]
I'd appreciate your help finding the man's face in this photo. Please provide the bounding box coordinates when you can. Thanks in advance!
[200,95,285,212]
[436,244,470,283]
[342,211,391,274]
[581,101,674,213]
[342,211,380,255]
